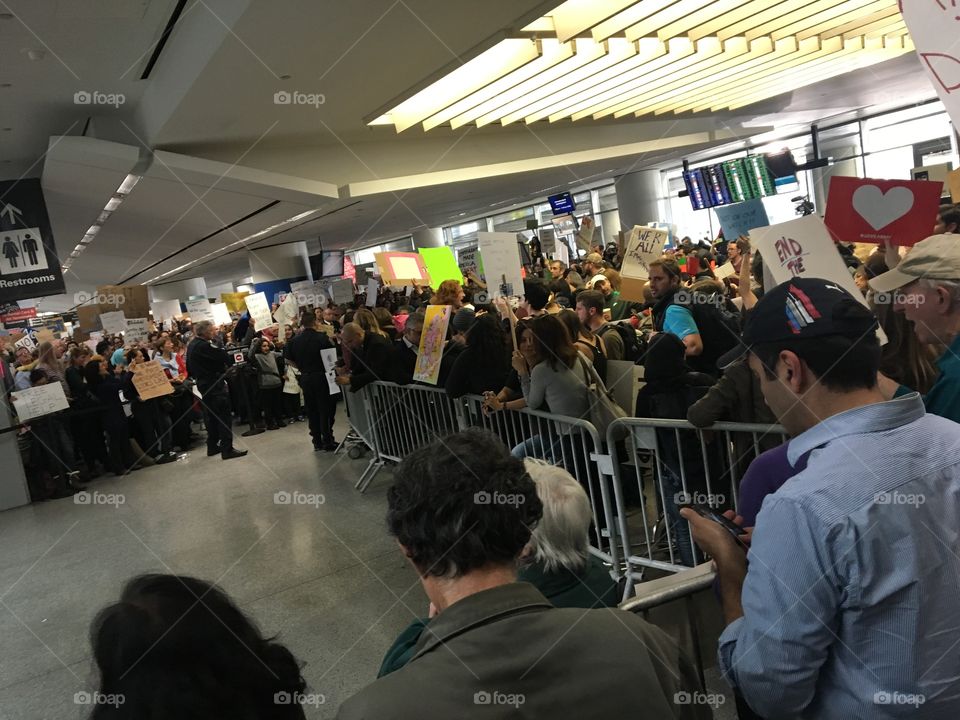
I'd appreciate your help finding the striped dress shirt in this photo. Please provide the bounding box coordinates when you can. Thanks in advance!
[719,393,960,718]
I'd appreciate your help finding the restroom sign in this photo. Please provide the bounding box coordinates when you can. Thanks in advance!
[0,179,66,303]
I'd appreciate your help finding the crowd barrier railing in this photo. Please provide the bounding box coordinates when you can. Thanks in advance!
[606,417,788,596]
[344,382,788,599]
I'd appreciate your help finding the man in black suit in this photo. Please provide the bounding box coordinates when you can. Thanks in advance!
[286,312,337,451]
[392,311,424,385]
[185,321,247,460]
[336,322,393,392]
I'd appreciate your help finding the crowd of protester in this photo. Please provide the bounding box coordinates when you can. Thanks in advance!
[4,200,960,717]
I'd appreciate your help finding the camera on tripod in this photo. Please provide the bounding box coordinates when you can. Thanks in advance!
[791,195,815,216]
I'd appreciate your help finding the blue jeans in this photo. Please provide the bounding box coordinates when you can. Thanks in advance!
[511,435,563,463]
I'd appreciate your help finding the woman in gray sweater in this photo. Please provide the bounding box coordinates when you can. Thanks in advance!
[250,338,286,430]
[511,315,590,461]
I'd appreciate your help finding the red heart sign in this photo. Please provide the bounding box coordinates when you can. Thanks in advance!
[823,176,943,246]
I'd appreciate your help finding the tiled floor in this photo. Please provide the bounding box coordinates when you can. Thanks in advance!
[0,415,735,719]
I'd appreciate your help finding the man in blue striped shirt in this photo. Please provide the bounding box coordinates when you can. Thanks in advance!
[683,277,960,719]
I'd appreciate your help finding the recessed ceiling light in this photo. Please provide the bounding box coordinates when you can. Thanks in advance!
[279,74,292,80]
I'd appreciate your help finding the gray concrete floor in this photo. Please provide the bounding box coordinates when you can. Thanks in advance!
[0,415,737,719]
[0,415,424,719]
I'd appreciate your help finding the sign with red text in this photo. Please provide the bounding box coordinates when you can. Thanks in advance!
[902,2,960,146]
[824,176,942,247]
[750,216,883,339]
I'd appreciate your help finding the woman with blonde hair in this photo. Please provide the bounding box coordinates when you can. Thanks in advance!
[429,279,464,309]
[353,308,387,338]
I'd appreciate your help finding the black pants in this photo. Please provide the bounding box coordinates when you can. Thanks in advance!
[70,407,109,471]
[300,373,335,448]
[201,388,234,457]
[260,386,283,427]
[105,421,136,473]
[282,391,301,419]
[132,399,171,457]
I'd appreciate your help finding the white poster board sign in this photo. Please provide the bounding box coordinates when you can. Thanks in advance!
[713,261,737,280]
[901,5,960,139]
[750,216,885,342]
[365,278,379,307]
[100,310,127,335]
[321,348,340,395]
[150,300,182,323]
[185,298,214,323]
[123,317,149,343]
[477,232,525,299]
[330,278,354,305]
[211,303,232,326]
[457,247,480,276]
[14,333,36,352]
[620,226,668,301]
[244,292,274,330]
[11,382,69,421]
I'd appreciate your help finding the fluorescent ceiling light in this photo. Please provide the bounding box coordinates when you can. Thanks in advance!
[369,0,910,131]
[73,173,142,259]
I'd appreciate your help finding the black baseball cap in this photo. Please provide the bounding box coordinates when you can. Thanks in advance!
[717,277,879,369]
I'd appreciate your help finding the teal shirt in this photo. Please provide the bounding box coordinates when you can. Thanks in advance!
[377,559,619,678]
[895,334,960,423]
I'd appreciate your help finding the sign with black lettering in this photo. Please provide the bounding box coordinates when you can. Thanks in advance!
[0,178,65,303]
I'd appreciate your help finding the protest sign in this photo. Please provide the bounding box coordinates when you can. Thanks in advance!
[244,292,274,329]
[714,198,769,241]
[100,311,127,335]
[365,278,378,308]
[34,328,55,345]
[419,246,463,286]
[11,382,69,421]
[413,305,451,385]
[477,233,524,299]
[330,278,354,305]
[457,247,482,277]
[321,348,340,395]
[824,176,942,247]
[150,300,182,323]
[220,292,249,314]
[131,360,175,400]
[14,333,36,352]
[124,317,149,343]
[185,298,214,322]
[374,252,430,286]
[575,215,595,253]
[750,215,886,342]
[713,262,737,280]
[620,226,668,301]
[211,303,232,326]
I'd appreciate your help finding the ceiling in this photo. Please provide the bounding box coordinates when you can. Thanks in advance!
[0,0,939,312]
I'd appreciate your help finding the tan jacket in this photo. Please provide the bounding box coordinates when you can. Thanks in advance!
[336,583,710,720]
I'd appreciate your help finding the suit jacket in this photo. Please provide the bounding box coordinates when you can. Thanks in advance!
[350,333,393,391]
[337,583,709,720]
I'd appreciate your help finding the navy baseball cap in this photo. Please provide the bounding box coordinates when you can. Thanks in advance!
[718,277,879,368]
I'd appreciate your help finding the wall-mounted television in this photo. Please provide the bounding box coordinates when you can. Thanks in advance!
[548,192,576,215]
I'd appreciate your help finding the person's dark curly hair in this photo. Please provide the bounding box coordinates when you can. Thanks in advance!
[387,430,543,578]
[88,574,307,720]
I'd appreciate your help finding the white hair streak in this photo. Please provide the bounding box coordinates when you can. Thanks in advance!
[523,458,592,573]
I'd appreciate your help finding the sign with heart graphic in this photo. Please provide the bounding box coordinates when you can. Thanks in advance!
[823,176,942,246]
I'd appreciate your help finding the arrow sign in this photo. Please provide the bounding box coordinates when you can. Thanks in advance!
[0,204,23,227]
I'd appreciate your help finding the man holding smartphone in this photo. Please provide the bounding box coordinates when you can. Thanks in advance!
[682,278,960,719]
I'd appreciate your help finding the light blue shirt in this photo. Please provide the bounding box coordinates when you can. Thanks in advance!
[662,304,699,339]
[719,394,960,719]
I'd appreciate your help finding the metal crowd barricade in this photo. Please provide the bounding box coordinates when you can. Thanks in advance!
[606,417,788,597]
[354,381,461,492]
[459,394,624,579]
[337,383,379,480]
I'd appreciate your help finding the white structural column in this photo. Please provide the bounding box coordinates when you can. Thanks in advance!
[615,170,662,231]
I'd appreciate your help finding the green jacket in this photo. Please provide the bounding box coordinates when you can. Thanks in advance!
[895,334,960,423]
[343,583,708,720]
[378,558,619,678]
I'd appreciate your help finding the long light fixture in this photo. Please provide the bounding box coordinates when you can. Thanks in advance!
[368,0,911,132]
[143,208,322,284]
[62,172,142,272]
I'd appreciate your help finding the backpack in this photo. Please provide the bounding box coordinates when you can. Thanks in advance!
[598,322,646,363]
[673,290,741,374]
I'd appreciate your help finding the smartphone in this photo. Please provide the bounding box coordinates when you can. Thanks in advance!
[681,503,748,550]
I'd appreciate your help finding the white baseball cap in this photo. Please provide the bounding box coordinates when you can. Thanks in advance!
[870,234,960,293]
